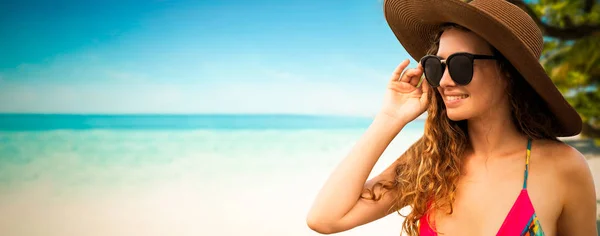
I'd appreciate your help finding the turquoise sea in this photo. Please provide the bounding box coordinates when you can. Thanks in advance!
[0,114,425,236]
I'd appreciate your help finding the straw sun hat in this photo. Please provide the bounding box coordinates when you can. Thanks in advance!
[383,0,582,136]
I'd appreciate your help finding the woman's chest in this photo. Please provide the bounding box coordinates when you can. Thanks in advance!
[428,166,562,235]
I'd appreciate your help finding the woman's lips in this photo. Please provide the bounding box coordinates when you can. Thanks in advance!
[444,94,469,108]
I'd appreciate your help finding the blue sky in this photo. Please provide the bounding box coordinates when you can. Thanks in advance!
[0,0,413,116]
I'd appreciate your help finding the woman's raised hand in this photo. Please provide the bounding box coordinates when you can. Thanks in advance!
[379,59,431,124]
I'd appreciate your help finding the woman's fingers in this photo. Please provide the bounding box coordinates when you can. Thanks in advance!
[407,69,423,87]
[421,77,430,94]
[389,60,426,92]
[389,59,410,83]
[414,63,424,87]
[415,74,425,88]
[400,66,422,86]
[420,77,431,106]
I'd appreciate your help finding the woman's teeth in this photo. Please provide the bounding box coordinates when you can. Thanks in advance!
[446,95,469,101]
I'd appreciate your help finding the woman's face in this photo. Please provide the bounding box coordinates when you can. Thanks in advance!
[435,28,508,121]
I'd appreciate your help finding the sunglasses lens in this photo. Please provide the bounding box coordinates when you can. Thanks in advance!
[449,54,473,85]
[423,57,443,87]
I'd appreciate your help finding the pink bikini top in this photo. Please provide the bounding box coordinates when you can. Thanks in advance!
[419,138,545,236]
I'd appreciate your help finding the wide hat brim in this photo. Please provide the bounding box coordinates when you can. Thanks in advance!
[384,0,582,137]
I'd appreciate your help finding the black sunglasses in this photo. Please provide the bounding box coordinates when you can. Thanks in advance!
[420,52,497,87]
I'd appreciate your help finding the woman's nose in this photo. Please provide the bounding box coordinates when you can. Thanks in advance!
[438,66,455,87]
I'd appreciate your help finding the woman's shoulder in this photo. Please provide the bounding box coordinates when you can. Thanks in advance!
[532,138,592,189]
[532,138,597,232]
[533,138,587,168]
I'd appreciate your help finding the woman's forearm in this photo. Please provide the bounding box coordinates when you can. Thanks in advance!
[307,113,407,224]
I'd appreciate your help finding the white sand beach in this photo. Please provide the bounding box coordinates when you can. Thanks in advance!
[0,129,418,236]
[0,129,597,236]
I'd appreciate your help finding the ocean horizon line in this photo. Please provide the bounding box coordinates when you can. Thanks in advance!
[0,113,427,120]
[0,113,428,131]
[0,113,375,118]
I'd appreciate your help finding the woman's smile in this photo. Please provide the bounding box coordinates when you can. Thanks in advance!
[444,94,469,107]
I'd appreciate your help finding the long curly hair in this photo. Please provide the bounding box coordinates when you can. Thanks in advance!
[361,23,560,235]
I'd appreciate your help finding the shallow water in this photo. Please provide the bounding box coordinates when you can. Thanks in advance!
[0,115,424,235]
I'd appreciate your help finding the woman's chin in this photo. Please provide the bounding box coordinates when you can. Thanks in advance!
[446,110,469,121]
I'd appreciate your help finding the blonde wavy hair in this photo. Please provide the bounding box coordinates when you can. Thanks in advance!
[361,23,560,235]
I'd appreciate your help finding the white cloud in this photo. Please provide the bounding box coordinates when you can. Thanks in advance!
[203,80,383,116]
[261,69,304,82]
[0,50,393,116]
[0,79,384,116]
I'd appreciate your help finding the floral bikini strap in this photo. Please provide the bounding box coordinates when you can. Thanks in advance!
[522,138,533,189]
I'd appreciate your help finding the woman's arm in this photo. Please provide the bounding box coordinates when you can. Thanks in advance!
[556,145,598,235]
[306,113,407,234]
[306,59,428,234]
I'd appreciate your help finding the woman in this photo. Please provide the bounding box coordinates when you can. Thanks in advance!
[306,0,597,235]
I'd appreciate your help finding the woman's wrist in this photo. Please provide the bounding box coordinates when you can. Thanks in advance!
[374,112,408,132]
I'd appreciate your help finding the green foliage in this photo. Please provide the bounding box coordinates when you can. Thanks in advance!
[527,0,600,135]
[543,36,599,92]
[531,0,600,27]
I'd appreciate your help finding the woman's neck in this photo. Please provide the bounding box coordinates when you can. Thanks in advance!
[466,110,528,159]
